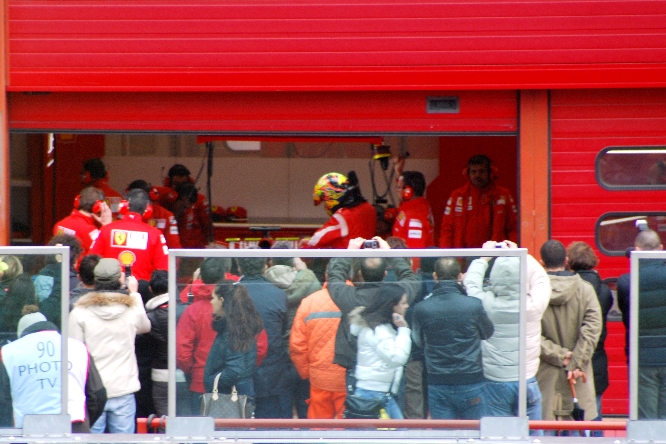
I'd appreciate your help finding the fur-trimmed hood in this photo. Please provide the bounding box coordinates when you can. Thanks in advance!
[74,290,136,321]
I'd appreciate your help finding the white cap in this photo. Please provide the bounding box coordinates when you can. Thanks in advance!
[17,312,47,337]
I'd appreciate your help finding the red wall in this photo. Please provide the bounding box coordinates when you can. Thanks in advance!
[550,88,666,416]
[8,1,666,92]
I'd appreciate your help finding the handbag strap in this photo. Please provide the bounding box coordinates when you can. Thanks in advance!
[212,373,222,400]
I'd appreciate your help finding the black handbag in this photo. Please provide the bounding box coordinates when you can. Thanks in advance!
[200,373,254,419]
[342,393,385,419]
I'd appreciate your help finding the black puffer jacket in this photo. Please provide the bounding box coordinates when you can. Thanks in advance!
[412,280,494,385]
[328,256,420,370]
[577,269,613,396]
[146,293,169,372]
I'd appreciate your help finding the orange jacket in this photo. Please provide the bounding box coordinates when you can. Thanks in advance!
[439,182,518,248]
[289,286,346,393]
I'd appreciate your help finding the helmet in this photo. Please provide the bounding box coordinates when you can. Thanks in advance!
[313,172,349,216]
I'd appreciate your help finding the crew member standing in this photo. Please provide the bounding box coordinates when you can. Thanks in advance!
[392,171,434,249]
[80,158,123,199]
[127,180,182,249]
[305,171,376,249]
[53,186,112,256]
[439,155,518,248]
[90,189,168,282]
[155,164,210,247]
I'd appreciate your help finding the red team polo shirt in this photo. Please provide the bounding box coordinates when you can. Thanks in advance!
[90,212,169,281]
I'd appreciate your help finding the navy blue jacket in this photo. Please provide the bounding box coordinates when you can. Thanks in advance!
[239,275,289,397]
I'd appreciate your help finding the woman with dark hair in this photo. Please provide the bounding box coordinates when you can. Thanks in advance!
[0,274,38,339]
[203,282,267,409]
[349,283,411,419]
[567,241,613,435]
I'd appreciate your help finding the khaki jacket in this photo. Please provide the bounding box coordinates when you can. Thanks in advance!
[537,272,601,420]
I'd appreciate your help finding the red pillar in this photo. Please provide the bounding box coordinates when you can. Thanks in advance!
[0,0,9,245]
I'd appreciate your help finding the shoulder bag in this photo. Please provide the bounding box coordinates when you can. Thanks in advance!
[201,373,254,419]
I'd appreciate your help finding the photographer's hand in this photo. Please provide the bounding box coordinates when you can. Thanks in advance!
[347,238,365,250]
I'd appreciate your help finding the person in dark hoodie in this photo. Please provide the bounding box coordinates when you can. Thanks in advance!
[566,241,613,432]
[0,311,106,431]
[37,234,83,328]
[0,274,39,341]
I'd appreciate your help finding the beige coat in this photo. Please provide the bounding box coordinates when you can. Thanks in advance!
[69,290,151,398]
[537,273,602,421]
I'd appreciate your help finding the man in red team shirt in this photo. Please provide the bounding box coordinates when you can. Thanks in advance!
[81,158,123,199]
[439,155,518,248]
[392,171,434,249]
[155,164,210,248]
[127,179,182,249]
[305,171,376,249]
[90,189,168,282]
[53,187,113,255]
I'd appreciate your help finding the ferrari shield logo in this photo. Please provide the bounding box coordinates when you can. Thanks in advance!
[113,230,128,246]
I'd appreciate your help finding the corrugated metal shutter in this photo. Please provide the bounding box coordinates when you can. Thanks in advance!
[551,88,666,277]
[9,90,517,133]
[9,1,666,92]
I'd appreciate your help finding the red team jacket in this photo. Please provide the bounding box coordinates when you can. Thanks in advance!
[53,210,101,255]
[155,186,210,248]
[147,202,182,249]
[90,212,169,281]
[439,182,518,248]
[392,197,435,249]
[306,202,377,249]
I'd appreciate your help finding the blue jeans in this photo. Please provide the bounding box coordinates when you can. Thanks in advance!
[91,394,136,434]
[428,381,486,419]
[638,366,666,419]
[484,377,542,420]
[354,387,404,419]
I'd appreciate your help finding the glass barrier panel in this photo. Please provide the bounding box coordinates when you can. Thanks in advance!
[170,248,529,430]
[0,248,69,432]
[634,255,666,420]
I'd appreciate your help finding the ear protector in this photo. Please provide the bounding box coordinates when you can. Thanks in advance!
[74,194,103,214]
[80,170,92,185]
[402,185,414,201]
[148,187,160,202]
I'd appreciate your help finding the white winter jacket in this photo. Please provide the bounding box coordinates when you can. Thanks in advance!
[349,307,411,394]
[69,290,151,398]
[463,255,550,381]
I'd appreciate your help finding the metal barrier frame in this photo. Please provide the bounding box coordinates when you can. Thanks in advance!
[0,246,70,432]
[167,248,529,428]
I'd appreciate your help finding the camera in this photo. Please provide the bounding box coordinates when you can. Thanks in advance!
[363,240,379,249]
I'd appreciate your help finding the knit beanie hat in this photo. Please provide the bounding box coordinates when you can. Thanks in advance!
[17,312,47,338]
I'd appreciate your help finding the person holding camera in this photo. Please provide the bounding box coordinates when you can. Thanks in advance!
[327,237,420,395]
[348,283,411,419]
